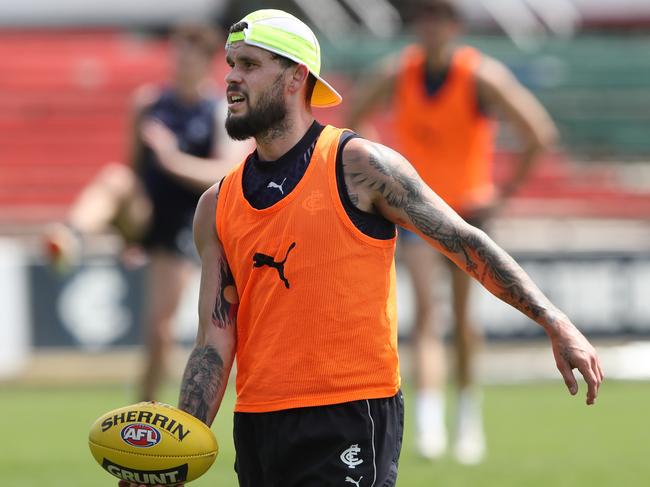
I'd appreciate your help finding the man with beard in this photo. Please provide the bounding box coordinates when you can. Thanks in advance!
[119,9,602,487]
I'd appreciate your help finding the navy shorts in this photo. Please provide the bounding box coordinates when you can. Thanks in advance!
[138,170,200,259]
[233,391,404,487]
[140,205,197,258]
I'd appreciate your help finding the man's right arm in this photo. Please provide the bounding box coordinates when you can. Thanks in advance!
[119,185,237,487]
[177,183,238,425]
[128,85,158,172]
[474,56,558,208]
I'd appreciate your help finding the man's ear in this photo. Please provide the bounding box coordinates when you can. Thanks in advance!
[287,64,310,95]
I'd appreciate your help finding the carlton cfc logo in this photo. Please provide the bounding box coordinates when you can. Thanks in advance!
[121,423,161,448]
[340,444,364,469]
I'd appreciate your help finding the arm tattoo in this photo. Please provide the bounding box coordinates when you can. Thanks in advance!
[178,345,224,424]
[212,255,238,328]
[350,143,549,321]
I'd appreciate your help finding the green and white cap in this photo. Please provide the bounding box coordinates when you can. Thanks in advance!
[226,9,342,108]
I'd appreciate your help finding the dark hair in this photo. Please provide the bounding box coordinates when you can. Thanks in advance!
[304,74,317,105]
[228,21,317,105]
[228,21,248,35]
[271,54,318,105]
[403,0,462,24]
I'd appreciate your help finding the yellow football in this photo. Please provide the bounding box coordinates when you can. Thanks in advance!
[88,401,218,485]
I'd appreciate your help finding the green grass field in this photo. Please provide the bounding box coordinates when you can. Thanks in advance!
[2,380,647,486]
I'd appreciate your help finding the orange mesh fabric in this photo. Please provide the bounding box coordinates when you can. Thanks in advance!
[216,125,400,413]
[393,45,496,211]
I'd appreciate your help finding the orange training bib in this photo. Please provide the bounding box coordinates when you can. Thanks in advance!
[216,125,400,412]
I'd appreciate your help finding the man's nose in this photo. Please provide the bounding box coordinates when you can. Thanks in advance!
[225,67,242,85]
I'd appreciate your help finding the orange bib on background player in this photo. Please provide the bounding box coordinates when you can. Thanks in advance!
[393,45,495,212]
[216,125,400,413]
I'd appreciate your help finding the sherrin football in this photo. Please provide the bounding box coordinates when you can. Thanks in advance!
[89,401,218,485]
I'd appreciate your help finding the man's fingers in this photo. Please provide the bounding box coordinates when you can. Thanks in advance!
[117,481,168,487]
[117,480,172,487]
[596,358,605,382]
[556,357,578,395]
[576,360,600,405]
[551,324,603,405]
[592,357,604,389]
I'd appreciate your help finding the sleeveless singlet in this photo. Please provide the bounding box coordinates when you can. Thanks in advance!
[216,125,400,413]
[393,45,495,211]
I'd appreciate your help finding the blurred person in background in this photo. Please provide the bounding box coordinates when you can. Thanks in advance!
[347,0,558,464]
[44,23,250,401]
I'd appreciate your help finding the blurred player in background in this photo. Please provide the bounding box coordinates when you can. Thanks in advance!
[347,0,558,464]
[117,9,601,487]
[45,23,250,401]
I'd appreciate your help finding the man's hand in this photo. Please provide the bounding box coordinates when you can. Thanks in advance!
[548,317,604,405]
[141,118,179,165]
[118,482,184,487]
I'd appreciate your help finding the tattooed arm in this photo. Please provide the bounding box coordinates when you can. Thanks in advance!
[341,138,604,405]
[119,185,235,487]
[178,183,238,425]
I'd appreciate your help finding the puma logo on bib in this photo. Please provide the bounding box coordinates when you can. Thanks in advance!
[252,242,296,289]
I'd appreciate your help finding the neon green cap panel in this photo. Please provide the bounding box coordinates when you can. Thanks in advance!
[225,9,341,107]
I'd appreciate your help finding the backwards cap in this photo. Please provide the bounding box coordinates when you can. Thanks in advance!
[225,9,342,108]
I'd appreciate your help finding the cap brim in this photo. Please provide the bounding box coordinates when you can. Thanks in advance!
[312,76,342,108]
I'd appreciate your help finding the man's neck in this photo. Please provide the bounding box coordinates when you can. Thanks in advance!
[173,77,210,104]
[424,44,454,73]
[255,111,315,162]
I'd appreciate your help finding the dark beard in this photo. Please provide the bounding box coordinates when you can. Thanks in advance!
[225,80,288,141]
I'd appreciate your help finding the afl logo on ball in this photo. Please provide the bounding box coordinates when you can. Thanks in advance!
[121,423,161,448]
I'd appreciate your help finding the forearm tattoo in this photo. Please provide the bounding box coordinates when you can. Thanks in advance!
[178,345,224,424]
[347,143,549,321]
[212,255,238,328]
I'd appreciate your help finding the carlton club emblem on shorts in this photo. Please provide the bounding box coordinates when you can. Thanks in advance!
[340,444,363,469]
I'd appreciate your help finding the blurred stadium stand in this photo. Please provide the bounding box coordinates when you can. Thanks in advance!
[1,29,650,229]
[0,31,168,226]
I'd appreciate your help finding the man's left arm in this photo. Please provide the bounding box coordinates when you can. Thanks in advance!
[140,105,252,191]
[476,56,558,207]
[342,139,603,405]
